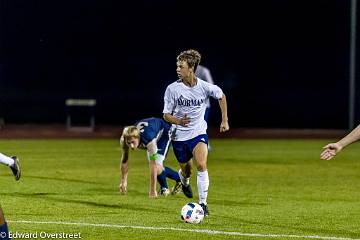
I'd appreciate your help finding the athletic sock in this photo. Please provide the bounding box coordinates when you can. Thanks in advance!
[178,169,190,186]
[0,222,9,240]
[0,153,14,166]
[164,167,180,182]
[157,170,168,190]
[197,170,209,205]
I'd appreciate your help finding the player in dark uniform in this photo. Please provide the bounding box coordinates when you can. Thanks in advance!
[119,117,181,198]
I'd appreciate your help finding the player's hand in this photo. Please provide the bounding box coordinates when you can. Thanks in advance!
[119,181,127,194]
[220,120,229,132]
[178,114,190,127]
[149,190,158,198]
[320,143,342,160]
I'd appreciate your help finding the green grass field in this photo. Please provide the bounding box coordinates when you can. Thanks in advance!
[0,139,359,240]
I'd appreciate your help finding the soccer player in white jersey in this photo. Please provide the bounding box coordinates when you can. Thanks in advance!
[163,49,229,216]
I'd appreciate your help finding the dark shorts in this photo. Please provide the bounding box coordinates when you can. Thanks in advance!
[172,134,208,163]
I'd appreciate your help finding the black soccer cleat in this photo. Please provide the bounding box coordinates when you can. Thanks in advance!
[181,183,193,198]
[9,156,21,181]
[200,203,209,216]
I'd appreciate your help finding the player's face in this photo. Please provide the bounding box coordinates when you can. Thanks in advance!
[176,60,192,80]
[125,136,140,150]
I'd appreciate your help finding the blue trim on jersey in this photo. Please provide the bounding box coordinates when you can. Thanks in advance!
[172,134,208,163]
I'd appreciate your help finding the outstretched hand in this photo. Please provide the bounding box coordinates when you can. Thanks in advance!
[320,143,342,160]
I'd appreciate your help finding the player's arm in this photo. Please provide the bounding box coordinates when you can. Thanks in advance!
[119,138,129,193]
[146,139,159,198]
[163,86,190,127]
[218,93,229,132]
[321,124,360,160]
[337,124,360,148]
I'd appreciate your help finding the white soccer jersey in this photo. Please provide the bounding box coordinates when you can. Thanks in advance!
[163,78,223,141]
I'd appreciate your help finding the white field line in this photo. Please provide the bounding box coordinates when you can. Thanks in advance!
[8,220,360,240]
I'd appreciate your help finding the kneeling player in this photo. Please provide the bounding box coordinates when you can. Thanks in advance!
[119,117,181,198]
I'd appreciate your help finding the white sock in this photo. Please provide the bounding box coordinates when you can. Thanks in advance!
[0,153,14,166]
[197,170,209,205]
[178,169,190,186]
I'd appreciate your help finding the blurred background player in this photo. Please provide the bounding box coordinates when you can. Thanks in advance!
[196,64,215,150]
[195,64,214,125]
[119,117,181,198]
[163,49,229,216]
[0,153,21,181]
[320,124,360,160]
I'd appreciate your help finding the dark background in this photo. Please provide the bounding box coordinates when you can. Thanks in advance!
[0,0,355,128]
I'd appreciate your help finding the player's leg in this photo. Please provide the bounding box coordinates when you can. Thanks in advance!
[172,140,194,198]
[148,152,169,196]
[156,135,181,189]
[163,166,180,183]
[0,153,13,167]
[193,136,210,216]
[0,153,21,181]
[154,158,183,196]
[178,160,192,185]
[156,134,180,195]
[178,161,193,198]
[159,164,181,195]
[157,164,181,196]
[0,206,10,240]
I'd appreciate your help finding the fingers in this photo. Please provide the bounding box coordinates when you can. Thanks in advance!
[149,192,158,198]
[220,126,229,132]
[180,114,190,127]
[119,184,127,194]
[320,143,342,160]
[320,149,336,160]
[220,122,229,132]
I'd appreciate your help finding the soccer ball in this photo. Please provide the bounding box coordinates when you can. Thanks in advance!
[180,202,204,224]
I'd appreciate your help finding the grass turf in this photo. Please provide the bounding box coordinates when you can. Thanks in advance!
[0,139,359,239]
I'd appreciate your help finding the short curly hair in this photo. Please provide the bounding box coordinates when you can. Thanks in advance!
[176,49,201,72]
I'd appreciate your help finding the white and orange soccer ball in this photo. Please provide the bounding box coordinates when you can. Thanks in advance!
[180,202,204,224]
